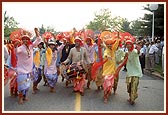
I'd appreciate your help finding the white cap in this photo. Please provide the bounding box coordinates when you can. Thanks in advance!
[48,39,56,45]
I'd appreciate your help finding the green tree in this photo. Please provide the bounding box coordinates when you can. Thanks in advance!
[4,11,19,38]
[121,18,131,33]
[85,8,132,33]
[130,19,146,36]
[141,4,164,37]
[153,4,164,37]
[86,8,113,31]
[38,25,57,38]
[110,16,124,31]
[113,17,134,34]
[39,24,46,35]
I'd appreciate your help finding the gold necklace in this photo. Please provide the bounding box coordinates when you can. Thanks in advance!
[26,46,31,58]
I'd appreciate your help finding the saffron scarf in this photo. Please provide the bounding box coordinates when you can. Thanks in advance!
[33,50,40,67]
[46,47,52,66]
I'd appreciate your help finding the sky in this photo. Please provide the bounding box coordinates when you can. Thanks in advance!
[3,2,156,32]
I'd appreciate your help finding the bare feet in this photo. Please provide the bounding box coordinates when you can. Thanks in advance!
[18,98,23,104]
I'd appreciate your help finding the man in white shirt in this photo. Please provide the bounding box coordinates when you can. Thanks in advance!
[148,41,159,72]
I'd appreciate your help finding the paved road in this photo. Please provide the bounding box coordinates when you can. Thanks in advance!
[3,70,165,113]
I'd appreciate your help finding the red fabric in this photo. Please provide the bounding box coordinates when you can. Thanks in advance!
[98,36,103,62]
[84,37,93,46]
[10,29,23,41]
[11,47,17,68]
[118,39,122,48]
[56,34,62,40]
[12,38,21,47]
[63,32,70,36]
[104,39,116,46]
[64,35,71,42]
[91,36,108,80]
[100,31,112,42]
[6,44,13,55]
[122,32,132,38]
[111,31,123,39]
[73,76,86,92]
[78,30,85,39]
[21,36,32,47]
[114,55,128,78]
[103,75,114,94]
[8,68,16,79]
[10,75,17,90]
[10,28,33,47]
[8,68,18,92]
[130,36,136,43]
[126,40,134,52]
[74,38,83,46]
[43,32,54,40]
[112,32,124,48]
[85,29,94,38]
[10,28,34,42]
[91,59,108,81]
[121,32,135,42]
[113,32,134,44]
[28,40,33,46]
[91,62,101,80]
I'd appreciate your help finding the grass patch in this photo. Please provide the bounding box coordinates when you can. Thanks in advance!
[153,58,163,75]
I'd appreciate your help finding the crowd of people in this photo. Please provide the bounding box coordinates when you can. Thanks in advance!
[4,27,164,105]
[134,37,164,74]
